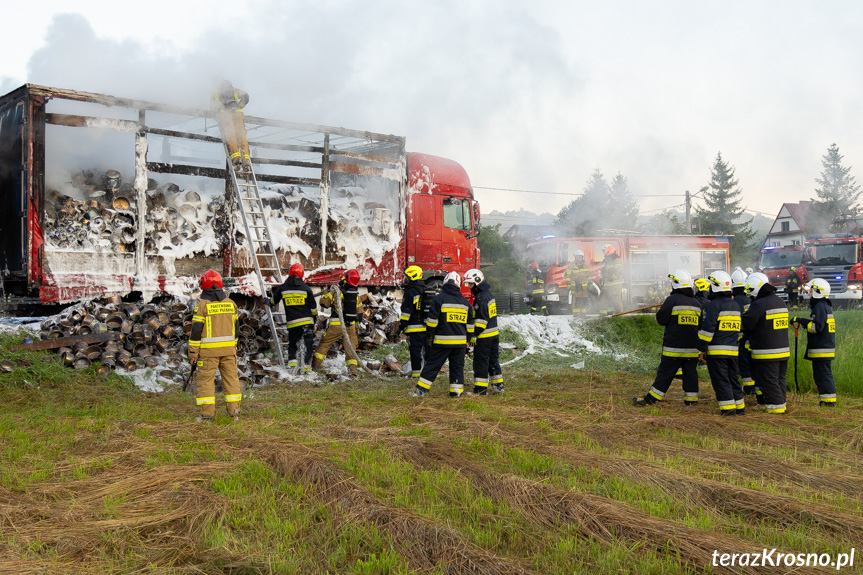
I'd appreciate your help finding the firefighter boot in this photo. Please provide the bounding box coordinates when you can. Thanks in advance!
[411,386,428,398]
[720,410,736,417]
[195,415,213,423]
[632,395,657,407]
[820,401,836,408]
[491,383,505,394]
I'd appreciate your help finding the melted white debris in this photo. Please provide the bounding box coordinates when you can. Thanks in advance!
[498,315,602,366]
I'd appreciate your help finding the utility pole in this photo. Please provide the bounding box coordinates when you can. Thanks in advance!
[685,190,692,235]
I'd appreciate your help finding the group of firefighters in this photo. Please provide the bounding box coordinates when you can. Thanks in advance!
[187,265,504,421]
[526,244,624,316]
[632,268,837,415]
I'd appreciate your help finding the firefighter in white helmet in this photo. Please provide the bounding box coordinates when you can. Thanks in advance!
[794,279,837,406]
[463,269,503,395]
[633,269,702,407]
[698,270,745,415]
[731,268,755,395]
[741,272,790,414]
[411,271,474,398]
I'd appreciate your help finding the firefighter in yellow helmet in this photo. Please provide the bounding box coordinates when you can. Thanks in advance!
[565,249,590,316]
[694,277,711,310]
[188,269,242,422]
[399,265,428,378]
[525,261,547,315]
[212,80,251,171]
[600,244,624,314]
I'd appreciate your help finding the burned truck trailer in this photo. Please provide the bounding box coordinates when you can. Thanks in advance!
[0,84,480,307]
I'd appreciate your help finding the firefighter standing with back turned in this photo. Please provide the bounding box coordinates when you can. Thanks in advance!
[565,250,591,316]
[312,269,364,378]
[411,272,474,397]
[526,262,547,315]
[188,269,242,422]
[269,263,317,373]
[741,272,790,414]
[399,265,428,379]
[464,269,504,395]
[698,270,745,416]
[633,269,702,407]
[212,80,251,170]
[794,279,837,407]
[600,244,624,314]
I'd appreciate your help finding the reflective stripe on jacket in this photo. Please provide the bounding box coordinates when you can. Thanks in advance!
[805,298,836,360]
[656,290,701,358]
[742,291,790,361]
[188,290,238,358]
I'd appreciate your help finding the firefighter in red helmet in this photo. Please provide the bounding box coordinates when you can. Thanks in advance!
[269,263,317,373]
[188,269,242,422]
[312,269,365,378]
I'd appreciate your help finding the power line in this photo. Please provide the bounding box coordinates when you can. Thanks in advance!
[472,185,685,198]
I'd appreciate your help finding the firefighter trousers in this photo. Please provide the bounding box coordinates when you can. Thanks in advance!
[407,331,429,378]
[571,295,589,315]
[738,341,754,393]
[706,356,744,412]
[216,108,251,164]
[196,354,242,418]
[529,292,546,315]
[472,336,502,391]
[753,360,788,413]
[287,326,314,367]
[646,356,698,403]
[602,286,623,314]
[417,345,466,395]
[312,323,359,375]
[811,360,837,403]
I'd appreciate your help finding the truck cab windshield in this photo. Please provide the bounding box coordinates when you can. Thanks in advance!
[443,198,471,232]
[760,250,803,269]
[807,243,857,266]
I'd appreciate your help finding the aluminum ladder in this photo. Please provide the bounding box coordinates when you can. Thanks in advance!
[225,149,288,369]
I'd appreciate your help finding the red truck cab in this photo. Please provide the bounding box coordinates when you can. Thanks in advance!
[803,234,863,301]
[757,245,808,296]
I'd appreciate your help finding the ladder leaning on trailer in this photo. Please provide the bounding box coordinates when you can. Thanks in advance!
[223,149,289,369]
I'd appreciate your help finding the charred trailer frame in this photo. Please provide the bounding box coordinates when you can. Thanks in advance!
[0,84,407,308]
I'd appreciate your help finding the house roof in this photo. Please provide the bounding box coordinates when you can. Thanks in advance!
[783,201,813,233]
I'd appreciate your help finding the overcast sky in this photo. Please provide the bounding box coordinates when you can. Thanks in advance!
[2,1,861,224]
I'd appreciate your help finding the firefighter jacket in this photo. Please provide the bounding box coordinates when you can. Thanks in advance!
[471,280,498,340]
[425,283,474,346]
[698,293,740,356]
[399,279,426,333]
[188,288,239,359]
[732,289,750,314]
[212,86,249,111]
[319,284,363,326]
[695,291,710,310]
[601,254,623,289]
[741,286,790,362]
[785,272,801,295]
[526,268,545,295]
[655,289,701,358]
[804,298,836,360]
[565,264,590,294]
[270,276,317,329]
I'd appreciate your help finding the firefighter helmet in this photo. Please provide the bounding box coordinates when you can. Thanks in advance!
[572,249,585,261]
[743,272,770,298]
[342,269,360,287]
[603,244,616,257]
[808,278,831,299]
[200,269,223,290]
[707,270,733,293]
[668,269,693,290]
[731,268,748,288]
[404,265,423,281]
[444,271,462,286]
[745,267,754,274]
[288,263,304,278]
[529,261,540,271]
[790,266,796,272]
[463,268,484,286]
[694,277,711,292]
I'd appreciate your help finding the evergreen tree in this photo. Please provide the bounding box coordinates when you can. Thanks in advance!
[556,170,609,236]
[811,143,861,232]
[608,172,639,230]
[640,210,687,235]
[695,152,755,259]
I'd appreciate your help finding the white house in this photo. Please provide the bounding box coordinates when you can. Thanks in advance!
[763,201,812,248]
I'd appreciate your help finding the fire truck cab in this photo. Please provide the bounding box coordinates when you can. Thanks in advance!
[804,234,863,301]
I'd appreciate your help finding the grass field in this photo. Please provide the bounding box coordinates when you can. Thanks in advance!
[1,311,862,574]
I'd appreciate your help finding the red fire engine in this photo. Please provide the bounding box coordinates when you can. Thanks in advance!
[526,234,730,314]
[803,233,863,301]
[757,245,808,299]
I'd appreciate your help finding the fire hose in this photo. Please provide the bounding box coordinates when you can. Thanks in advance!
[182,361,198,392]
